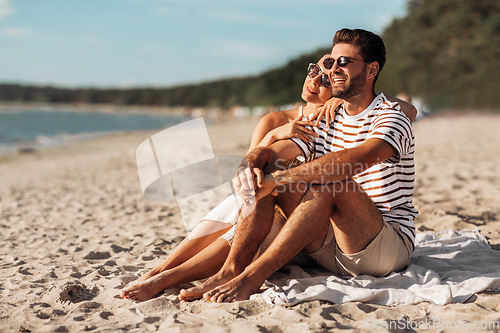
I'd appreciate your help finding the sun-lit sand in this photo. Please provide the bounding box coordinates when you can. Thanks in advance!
[1,113,499,332]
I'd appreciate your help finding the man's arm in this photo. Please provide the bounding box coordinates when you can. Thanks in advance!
[264,138,396,187]
[240,139,302,171]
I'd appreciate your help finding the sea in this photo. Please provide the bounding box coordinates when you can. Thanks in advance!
[0,108,187,154]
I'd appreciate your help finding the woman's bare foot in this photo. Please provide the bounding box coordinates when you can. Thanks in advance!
[120,271,174,301]
[120,221,232,300]
[179,269,237,302]
[203,271,265,303]
[136,269,159,283]
[119,267,161,299]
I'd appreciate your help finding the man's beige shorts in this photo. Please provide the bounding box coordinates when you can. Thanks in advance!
[307,219,414,277]
[255,214,413,277]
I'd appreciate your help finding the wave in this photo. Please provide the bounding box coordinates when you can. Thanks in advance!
[0,109,186,155]
[0,131,115,155]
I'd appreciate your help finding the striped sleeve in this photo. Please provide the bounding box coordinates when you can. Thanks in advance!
[366,112,413,165]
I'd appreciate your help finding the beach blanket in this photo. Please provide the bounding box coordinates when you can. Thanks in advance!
[252,229,500,306]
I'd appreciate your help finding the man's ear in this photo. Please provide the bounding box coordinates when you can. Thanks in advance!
[367,62,379,80]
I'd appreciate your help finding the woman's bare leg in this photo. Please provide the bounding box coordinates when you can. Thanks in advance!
[120,220,231,299]
[122,238,231,301]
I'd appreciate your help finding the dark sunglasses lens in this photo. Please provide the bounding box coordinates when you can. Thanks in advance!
[307,64,319,77]
[323,58,334,69]
[321,74,331,88]
[323,56,350,69]
[337,56,350,67]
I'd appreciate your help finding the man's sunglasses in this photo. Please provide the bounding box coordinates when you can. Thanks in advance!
[322,56,365,69]
[307,63,331,88]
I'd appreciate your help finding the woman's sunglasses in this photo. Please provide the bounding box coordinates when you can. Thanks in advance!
[307,63,331,88]
[322,56,365,69]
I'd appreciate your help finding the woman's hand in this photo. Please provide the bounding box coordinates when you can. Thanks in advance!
[310,98,343,126]
[266,114,319,143]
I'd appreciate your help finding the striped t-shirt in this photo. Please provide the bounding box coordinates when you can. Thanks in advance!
[291,93,417,243]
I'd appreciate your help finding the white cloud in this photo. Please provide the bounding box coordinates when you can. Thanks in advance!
[204,38,280,60]
[124,0,202,3]
[119,77,137,88]
[285,0,346,3]
[0,0,13,20]
[0,26,30,36]
[154,5,182,16]
[204,9,298,29]
[85,34,103,46]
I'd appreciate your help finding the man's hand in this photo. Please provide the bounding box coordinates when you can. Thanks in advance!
[233,163,280,207]
[233,164,257,207]
[253,169,279,200]
[232,147,276,207]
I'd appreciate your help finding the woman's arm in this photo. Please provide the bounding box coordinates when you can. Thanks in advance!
[311,97,343,126]
[248,111,289,153]
[386,95,418,123]
[247,108,318,153]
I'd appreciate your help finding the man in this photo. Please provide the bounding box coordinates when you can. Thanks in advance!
[180,28,417,303]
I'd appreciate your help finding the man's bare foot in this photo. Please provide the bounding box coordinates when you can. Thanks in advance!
[120,271,173,302]
[203,271,264,303]
[179,270,237,302]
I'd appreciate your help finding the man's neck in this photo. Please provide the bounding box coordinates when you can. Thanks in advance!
[343,90,377,116]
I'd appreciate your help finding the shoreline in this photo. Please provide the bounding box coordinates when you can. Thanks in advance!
[0,101,280,119]
[0,101,190,116]
[0,107,264,156]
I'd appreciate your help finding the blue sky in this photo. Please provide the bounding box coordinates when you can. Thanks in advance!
[0,0,408,88]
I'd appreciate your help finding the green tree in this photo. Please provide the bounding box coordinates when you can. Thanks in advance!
[378,0,500,109]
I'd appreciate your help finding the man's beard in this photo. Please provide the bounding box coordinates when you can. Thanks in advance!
[331,69,367,100]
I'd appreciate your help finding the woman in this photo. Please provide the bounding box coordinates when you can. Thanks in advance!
[120,55,417,301]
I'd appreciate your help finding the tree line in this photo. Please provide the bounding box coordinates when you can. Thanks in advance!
[0,48,328,110]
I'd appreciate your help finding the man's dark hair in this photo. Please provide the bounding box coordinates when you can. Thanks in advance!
[333,28,386,84]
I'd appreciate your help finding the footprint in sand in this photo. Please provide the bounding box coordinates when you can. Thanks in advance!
[83,251,111,260]
[45,281,99,305]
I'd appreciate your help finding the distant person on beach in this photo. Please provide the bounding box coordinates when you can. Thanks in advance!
[177,28,418,303]
[120,42,417,301]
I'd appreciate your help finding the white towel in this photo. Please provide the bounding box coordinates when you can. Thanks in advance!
[251,229,500,306]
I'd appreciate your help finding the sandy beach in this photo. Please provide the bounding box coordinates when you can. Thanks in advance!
[1,113,499,332]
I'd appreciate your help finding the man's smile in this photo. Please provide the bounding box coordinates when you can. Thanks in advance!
[332,77,347,85]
